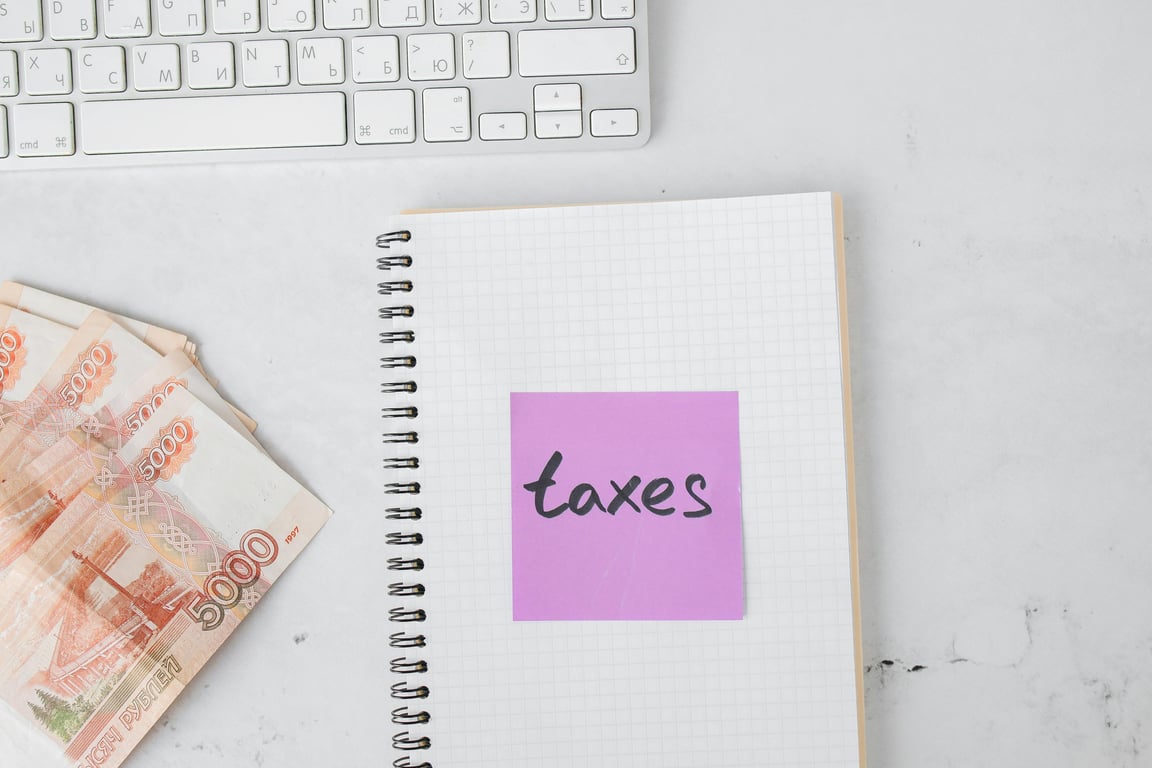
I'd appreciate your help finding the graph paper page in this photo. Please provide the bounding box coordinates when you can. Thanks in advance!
[383,193,862,767]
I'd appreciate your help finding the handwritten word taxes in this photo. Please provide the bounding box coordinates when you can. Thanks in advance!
[523,450,714,519]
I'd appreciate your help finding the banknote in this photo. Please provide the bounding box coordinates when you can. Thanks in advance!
[0,350,263,574]
[0,283,194,360]
[0,386,332,768]
[0,312,162,485]
[0,305,80,430]
[0,284,256,434]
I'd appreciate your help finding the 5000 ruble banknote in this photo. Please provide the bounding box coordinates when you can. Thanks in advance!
[0,312,162,487]
[0,386,331,768]
[0,350,261,574]
[0,305,81,430]
[0,284,255,432]
[0,283,194,360]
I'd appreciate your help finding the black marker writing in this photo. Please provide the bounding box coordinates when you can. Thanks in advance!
[523,451,714,519]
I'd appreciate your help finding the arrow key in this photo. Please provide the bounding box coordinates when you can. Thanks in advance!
[534,110,581,139]
[590,108,638,137]
[479,112,527,141]
[533,83,580,112]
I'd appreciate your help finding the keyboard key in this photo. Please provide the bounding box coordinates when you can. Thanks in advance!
[433,0,478,25]
[323,0,369,30]
[158,0,206,35]
[78,45,126,93]
[518,27,634,76]
[378,0,424,26]
[102,0,151,38]
[478,111,525,140]
[212,0,260,33]
[24,48,72,95]
[353,88,414,143]
[0,50,19,94]
[534,109,579,138]
[133,43,180,90]
[421,86,469,142]
[48,0,96,40]
[0,0,42,42]
[352,35,399,83]
[462,30,508,79]
[81,92,346,152]
[187,41,233,88]
[406,32,453,80]
[13,102,74,156]
[268,0,315,32]
[590,108,636,136]
[533,82,578,111]
[297,36,344,84]
[543,0,589,21]
[0,106,7,156]
[488,0,534,23]
[600,0,633,20]
[242,39,289,86]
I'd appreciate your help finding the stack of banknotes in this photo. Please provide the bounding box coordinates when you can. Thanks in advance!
[0,283,333,768]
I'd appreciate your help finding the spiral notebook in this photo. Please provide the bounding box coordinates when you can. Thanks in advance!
[378,193,864,768]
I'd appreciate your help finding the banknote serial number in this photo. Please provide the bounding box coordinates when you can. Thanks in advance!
[58,341,114,407]
[185,529,280,631]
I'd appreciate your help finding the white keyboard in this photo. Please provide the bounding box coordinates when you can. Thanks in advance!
[0,0,648,169]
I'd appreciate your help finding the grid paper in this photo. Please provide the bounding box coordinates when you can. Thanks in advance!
[383,193,860,767]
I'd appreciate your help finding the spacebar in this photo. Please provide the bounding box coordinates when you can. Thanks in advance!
[81,93,347,155]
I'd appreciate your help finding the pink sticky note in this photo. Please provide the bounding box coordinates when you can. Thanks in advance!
[511,392,744,621]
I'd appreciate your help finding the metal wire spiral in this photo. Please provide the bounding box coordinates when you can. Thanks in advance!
[379,229,431,761]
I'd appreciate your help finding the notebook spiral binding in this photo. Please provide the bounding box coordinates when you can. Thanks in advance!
[378,229,432,768]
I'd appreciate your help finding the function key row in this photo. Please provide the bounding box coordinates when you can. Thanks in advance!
[0,0,634,42]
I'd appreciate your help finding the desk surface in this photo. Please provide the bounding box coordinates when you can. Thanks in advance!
[3,2,1151,765]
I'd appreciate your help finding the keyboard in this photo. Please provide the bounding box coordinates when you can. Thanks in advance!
[0,0,649,169]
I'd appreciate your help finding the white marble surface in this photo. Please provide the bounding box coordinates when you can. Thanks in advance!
[2,2,1151,766]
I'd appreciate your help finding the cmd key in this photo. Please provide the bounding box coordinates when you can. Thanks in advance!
[13,102,74,156]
